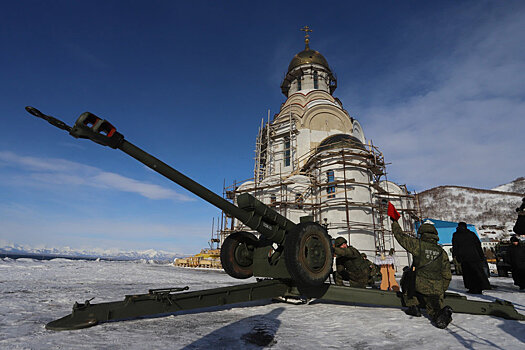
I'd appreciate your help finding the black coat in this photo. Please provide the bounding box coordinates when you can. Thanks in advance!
[452,227,490,292]
[509,243,525,288]
[452,227,484,263]
[513,214,525,235]
[509,243,525,270]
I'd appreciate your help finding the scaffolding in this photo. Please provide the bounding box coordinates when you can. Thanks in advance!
[219,116,418,260]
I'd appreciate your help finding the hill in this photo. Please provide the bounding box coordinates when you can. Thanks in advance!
[416,177,524,239]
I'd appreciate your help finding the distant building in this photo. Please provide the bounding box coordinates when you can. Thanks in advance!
[218,28,417,266]
[415,219,478,245]
[480,238,498,251]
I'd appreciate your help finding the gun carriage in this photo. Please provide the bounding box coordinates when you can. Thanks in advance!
[25,107,525,330]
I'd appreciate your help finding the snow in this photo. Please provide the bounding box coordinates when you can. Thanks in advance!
[492,178,525,194]
[1,258,524,349]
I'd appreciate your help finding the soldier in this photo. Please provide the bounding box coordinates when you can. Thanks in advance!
[388,204,452,329]
[451,248,462,275]
[362,253,381,287]
[333,237,370,288]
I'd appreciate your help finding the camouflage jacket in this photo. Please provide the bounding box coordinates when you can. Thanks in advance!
[334,245,369,279]
[392,221,451,295]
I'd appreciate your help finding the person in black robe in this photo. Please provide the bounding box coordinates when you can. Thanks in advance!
[452,222,490,294]
[509,236,525,290]
[513,198,525,236]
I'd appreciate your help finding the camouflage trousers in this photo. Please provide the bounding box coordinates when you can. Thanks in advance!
[405,292,444,319]
[334,269,369,288]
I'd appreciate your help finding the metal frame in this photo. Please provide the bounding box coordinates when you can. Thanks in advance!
[46,279,525,331]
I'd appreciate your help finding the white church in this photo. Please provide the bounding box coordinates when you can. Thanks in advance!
[219,28,417,267]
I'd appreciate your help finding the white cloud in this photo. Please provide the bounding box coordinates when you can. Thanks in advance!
[357,6,525,191]
[0,150,194,202]
[94,171,193,200]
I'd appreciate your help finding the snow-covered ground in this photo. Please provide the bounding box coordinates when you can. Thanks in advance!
[1,258,524,349]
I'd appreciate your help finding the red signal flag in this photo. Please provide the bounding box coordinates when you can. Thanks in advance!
[388,202,401,221]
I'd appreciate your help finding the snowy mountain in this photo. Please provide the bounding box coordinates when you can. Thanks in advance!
[416,177,524,239]
[0,243,184,262]
[492,176,525,193]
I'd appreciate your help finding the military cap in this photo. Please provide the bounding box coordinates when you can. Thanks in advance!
[334,236,347,247]
[418,223,438,235]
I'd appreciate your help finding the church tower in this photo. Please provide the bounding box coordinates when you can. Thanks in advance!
[222,28,416,267]
[281,26,337,97]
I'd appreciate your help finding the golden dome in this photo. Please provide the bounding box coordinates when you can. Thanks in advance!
[287,48,331,73]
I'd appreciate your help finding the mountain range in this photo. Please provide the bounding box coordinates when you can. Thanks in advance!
[0,243,184,262]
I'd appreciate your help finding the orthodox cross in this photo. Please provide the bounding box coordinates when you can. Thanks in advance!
[300,26,313,49]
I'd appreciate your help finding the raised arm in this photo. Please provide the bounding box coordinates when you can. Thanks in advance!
[392,221,419,255]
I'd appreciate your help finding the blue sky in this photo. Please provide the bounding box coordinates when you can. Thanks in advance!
[1,1,524,254]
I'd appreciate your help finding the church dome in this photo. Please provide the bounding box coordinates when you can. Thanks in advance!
[287,48,332,73]
[281,28,337,97]
[317,134,366,152]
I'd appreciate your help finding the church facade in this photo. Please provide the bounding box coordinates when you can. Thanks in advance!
[220,30,417,266]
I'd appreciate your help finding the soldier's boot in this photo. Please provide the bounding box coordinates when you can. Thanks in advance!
[404,306,421,317]
[333,272,344,286]
[433,306,453,329]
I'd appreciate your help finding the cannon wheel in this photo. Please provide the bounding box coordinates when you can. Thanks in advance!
[220,231,258,279]
[284,222,332,286]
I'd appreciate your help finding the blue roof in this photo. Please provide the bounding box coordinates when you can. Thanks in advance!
[414,219,478,245]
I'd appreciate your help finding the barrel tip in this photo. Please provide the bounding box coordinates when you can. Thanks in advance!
[25,106,42,117]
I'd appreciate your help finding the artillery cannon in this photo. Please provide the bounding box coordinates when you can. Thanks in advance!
[23,106,333,287]
[25,107,525,330]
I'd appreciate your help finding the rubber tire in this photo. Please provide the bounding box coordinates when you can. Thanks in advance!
[284,222,332,286]
[220,231,258,279]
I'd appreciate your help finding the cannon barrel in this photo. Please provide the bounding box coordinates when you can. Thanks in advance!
[118,140,293,244]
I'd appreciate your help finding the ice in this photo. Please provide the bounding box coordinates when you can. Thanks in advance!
[0,259,524,349]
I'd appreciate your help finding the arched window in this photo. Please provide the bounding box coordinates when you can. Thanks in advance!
[297,76,302,90]
[326,170,335,198]
[313,71,318,89]
[284,138,291,167]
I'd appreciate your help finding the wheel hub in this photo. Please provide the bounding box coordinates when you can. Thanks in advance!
[302,235,327,272]
[234,243,253,267]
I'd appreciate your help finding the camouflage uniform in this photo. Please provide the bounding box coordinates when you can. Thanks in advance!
[392,221,451,320]
[333,239,370,288]
[452,256,462,275]
[362,253,381,286]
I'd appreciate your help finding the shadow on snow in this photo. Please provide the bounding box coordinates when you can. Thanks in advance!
[181,307,284,349]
